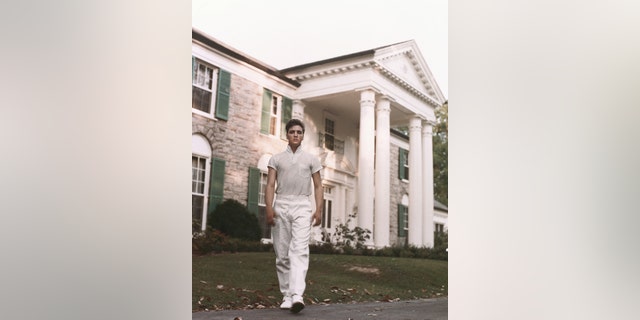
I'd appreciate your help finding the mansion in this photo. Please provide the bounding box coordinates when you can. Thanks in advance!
[192,28,447,248]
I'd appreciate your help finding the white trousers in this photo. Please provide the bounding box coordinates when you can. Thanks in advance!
[271,195,313,298]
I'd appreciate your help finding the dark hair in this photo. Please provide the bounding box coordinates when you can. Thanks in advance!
[285,119,305,133]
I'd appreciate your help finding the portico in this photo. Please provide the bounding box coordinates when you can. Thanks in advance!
[282,40,445,248]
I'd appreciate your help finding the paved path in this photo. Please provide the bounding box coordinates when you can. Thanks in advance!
[192,297,447,320]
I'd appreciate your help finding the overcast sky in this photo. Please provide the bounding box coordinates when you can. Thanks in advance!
[192,0,448,98]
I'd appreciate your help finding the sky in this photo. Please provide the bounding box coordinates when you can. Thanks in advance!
[192,0,448,99]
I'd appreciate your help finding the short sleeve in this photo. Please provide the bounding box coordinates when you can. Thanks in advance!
[267,155,277,171]
[311,155,322,174]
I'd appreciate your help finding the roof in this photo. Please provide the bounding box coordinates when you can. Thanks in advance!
[280,40,411,73]
[192,28,300,87]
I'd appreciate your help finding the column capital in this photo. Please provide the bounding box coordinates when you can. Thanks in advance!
[376,98,391,113]
[409,116,423,131]
[358,89,376,105]
[422,121,434,136]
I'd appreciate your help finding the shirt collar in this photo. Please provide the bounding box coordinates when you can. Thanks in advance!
[286,144,303,154]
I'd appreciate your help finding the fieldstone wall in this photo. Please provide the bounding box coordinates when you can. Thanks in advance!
[192,73,286,206]
[389,145,410,246]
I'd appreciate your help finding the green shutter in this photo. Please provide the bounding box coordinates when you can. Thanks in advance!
[398,205,407,237]
[215,70,230,120]
[247,167,261,216]
[260,89,272,134]
[398,148,407,180]
[208,158,225,215]
[280,97,292,139]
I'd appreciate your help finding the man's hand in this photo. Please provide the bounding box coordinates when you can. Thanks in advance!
[266,208,276,226]
[311,211,321,226]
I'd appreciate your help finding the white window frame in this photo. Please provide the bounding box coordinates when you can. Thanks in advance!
[192,57,219,119]
[258,171,268,206]
[268,93,283,137]
[192,154,210,230]
[324,117,335,151]
[192,134,212,231]
[402,149,410,182]
[322,185,334,229]
[401,195,409,234]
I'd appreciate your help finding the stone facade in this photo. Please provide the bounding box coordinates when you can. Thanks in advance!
[390,143,410,246]
[192,74,287,206]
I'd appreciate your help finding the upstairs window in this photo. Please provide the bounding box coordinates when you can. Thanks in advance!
[399,148,409,180]
[324,118,335,151]
[192,60,218,114]
[260,89,292,139]
[269,94,281,136]
[192,57,230,120]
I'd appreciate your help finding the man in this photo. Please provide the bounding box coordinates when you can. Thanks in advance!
[265,118,323,313]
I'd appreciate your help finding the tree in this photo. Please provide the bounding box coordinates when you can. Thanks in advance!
[433,100,448,205]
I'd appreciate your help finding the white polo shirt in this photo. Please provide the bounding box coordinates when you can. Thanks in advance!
[268,145,322,196]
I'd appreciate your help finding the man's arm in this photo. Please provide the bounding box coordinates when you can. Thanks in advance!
[311,171,323,226]
[265,167,277,226]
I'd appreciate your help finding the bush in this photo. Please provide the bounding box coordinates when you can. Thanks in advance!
[208,199,261,241]
[331,210,371,250]
[192,229,230,254]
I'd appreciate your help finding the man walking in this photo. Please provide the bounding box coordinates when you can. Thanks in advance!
[265,119,323,313]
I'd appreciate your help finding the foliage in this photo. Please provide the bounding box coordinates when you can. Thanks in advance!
[208,199,261,241]
[192,228,231,254]
[433,100,448,205]
[192,229,272,255]
[193,252,448,311]
[329,210,371,250]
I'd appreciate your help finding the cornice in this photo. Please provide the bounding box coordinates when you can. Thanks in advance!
[287,52,441,108]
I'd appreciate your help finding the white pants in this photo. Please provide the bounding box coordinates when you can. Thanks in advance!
[271,195,313,298]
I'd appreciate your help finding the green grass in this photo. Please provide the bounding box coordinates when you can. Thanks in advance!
[192,252,447,311]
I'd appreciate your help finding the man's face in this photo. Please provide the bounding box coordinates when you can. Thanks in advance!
[287,125,304,147]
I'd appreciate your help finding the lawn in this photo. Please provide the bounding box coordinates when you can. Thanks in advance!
[192,252,447,311]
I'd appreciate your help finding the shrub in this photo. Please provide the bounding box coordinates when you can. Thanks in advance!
[192,228,230,255]
[208,199,261,241]
[331,210,371,250]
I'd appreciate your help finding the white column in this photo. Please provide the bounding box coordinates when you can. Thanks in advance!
[422,121,435,247]
[408,116,423,246]
[374,97,391,248]
[357,90,376,244]
[292,100,306,120]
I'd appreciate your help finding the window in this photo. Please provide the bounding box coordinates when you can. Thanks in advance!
[248,167,271,239]
[435,223,444,233]
[258,172,268,206]
[324,118,335,151]
[399,148,409,180]
[192,59,218,113]
[397,204,409,237]
[192,134,212,232]
[322,186,333,228]
[260,89,292,138]
[192,57,230,120]
[192,155,207,228]
[269,94,281,136]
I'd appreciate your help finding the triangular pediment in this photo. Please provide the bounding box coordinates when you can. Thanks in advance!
[374,41,444,104]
